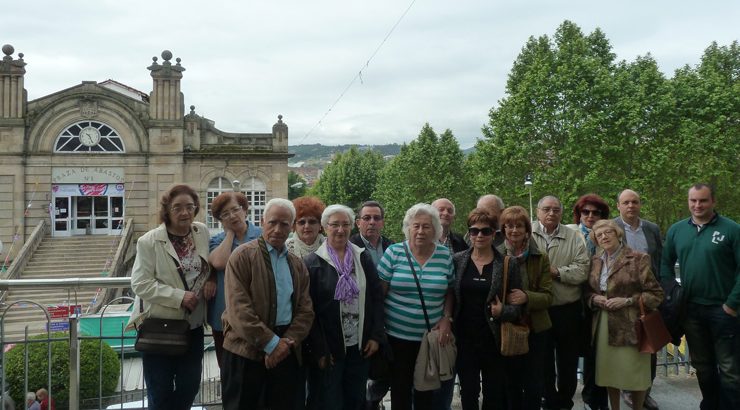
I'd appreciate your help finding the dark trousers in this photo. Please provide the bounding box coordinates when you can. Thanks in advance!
[581,307,608,409]
[684,303,740,410]
[543,301,583,410]
[306,345,369,410]
[388,335,434,410]
[212,330,224,368]
[142,326,204,410]
[505,330,547,410]
[456,332,505,410]
[221,349,303,410]
[433,377,455,410]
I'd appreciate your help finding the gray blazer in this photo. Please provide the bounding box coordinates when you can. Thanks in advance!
[614,216,662,278]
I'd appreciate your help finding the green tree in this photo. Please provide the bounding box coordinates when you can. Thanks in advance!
[288,171,307,199]
[4,332,120,406]
[471,21,739,226]
[311,146,386,210]
[374,124,475,241]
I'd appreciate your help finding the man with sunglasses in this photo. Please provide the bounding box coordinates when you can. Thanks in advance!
[351,200,394,410]
[532,196,589,410]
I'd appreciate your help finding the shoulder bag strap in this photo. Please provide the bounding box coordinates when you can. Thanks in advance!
[500,255,510,309]
[403,242,431,331]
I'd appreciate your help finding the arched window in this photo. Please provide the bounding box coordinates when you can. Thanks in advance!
[54,121,125,153]
[206,176,267,231]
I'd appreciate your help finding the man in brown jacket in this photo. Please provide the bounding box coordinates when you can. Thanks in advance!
[221,198,314,410]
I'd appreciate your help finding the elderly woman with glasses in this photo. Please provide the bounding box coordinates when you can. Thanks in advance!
[302,205,385,410]
[564,194,611,409]
[453,208,523,410]
[566,194,611,257]
[377,203,455,410]
[207,191,263,368]
[286,196,327,258]
[126,184,214,410]
[496,205,553,410]
[584,220,664,410]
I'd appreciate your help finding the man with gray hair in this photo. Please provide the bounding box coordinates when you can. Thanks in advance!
[531,195,589,410]
[221,198,315,410]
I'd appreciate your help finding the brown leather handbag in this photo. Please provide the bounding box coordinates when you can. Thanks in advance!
[635,296,672,354]
[499,256,530,356]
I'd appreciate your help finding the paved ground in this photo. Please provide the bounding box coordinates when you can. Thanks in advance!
[378,371,702,409]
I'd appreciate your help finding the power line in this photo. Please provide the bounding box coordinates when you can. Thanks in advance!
[299,0,418,143]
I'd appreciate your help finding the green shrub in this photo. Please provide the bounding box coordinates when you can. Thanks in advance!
[4,331,120,407]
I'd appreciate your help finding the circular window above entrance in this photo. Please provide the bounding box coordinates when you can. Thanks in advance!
[54,121,125,153]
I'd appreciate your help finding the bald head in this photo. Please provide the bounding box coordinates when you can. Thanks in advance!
[432,198,456,231]
[617,189,642,224]
[477,194,504,218]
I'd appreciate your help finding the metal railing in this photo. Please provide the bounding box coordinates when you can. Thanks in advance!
[0,277,224,410]
[0,221,48,304]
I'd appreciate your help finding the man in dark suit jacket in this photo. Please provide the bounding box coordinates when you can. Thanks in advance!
[614,188,663,410]
[351,200,393,410]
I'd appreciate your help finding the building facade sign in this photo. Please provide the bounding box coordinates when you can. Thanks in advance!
[52,167,124,184]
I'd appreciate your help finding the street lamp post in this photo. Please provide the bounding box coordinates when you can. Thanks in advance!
[524,174,533,222]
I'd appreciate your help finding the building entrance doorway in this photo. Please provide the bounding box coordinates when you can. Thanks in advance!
[51,184,124,236]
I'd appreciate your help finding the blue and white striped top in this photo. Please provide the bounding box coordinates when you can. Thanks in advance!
[377,241,455,341]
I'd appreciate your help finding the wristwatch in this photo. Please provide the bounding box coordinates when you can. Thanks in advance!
[444,314,454,323]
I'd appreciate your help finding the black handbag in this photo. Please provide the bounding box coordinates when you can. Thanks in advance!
[134,317,190,355]
[134,260,192,355]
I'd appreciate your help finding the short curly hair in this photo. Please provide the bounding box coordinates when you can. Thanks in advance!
[572,194,610,224]
[292,196,326,225]
[211,192,250,220]
[159,184,200,226]
[499,206,530,236]
[467,207,499,231]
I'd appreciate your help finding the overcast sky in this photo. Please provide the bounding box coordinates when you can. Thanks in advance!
[3,0,738,148]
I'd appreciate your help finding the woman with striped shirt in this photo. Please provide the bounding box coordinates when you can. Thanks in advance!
[377,203,455,410]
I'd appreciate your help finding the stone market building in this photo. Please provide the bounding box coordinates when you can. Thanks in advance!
[0,45,291,261]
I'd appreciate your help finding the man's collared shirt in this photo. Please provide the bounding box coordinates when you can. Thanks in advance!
[538,221,560,246]
[263,242,294,354]
[360,234,384,266]
[621,218,649,254]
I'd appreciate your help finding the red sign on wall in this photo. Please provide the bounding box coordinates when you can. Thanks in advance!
[48,305,82,319]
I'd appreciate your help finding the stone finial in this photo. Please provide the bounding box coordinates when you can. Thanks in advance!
[2,44,14,56]
[277,114,283,123]
[162,50,173,61]
[148,50,184,73]
[189,105,196,115]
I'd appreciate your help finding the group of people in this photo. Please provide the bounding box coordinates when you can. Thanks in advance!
[126,182,739,410]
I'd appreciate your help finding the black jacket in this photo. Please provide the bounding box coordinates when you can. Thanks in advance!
[302,245,386,363]
[452,246,523,342]
[349,233,393,253]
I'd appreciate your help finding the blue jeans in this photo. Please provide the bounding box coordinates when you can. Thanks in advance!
[307,345,369,410]
[684,303,740,410]
[142,326,204,410]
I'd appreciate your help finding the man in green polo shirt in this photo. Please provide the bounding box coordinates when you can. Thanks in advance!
[661,183,740,410]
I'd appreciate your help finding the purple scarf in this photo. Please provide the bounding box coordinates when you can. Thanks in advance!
[327,244,360,303]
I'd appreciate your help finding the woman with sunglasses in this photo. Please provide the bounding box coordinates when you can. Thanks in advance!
[286,196,327,258]
[453,208,522,410]
[207,191,262,367]
[584,220,663,410]
[497,206,553,409]
[565,194,611,410]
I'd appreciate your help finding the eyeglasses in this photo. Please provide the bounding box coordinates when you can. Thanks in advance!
[219,206,242,219]
[581,209,600,216]
[538,207,561,214]
[327,223,352,230]
[504,224,526,231]
[171,204,196,214]
[595,229,616,239]
[296,218,319,226]
[360,215,383,222]
[468,227,494,237]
